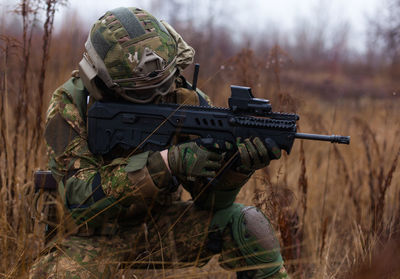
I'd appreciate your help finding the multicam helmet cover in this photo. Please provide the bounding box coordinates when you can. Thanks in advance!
[79,7,193,103]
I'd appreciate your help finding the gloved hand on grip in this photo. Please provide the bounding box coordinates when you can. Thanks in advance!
[236,137,281,173]
[168,141,223,182]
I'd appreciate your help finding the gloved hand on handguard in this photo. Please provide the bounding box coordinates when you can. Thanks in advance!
[235,137,281,173]
[168,140,224,182]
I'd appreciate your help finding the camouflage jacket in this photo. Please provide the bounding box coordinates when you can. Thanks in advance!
[44,72,252,230]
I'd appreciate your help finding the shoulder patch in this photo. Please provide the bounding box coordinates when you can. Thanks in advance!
[45,112,79,156]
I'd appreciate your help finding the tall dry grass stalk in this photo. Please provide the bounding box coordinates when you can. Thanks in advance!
[0,2,399,278]
[32,0,67,168]
[0,0,67,276]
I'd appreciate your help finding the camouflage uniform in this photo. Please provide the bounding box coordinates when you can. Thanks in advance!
[30,7,289,279]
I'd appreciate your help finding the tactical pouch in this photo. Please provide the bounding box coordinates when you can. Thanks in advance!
[33,170,60,242]
[34,170,57,192]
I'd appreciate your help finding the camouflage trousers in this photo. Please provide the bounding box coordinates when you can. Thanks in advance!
[29,201,288,279]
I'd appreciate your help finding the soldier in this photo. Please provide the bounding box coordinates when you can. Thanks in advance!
[30,7,290,279]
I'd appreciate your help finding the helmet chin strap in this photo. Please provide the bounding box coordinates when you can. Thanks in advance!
[111,84,128,101]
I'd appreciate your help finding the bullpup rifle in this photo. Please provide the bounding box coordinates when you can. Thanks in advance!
[87,85,350,156]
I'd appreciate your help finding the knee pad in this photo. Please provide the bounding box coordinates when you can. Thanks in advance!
[232,206,282,265]
[211,204,283,278]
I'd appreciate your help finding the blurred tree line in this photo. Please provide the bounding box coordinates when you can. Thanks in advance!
[368,0,400,79]
[149,0,400,98]
[1,0,399,101]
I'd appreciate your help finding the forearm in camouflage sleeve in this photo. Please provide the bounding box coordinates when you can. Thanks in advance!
[50,150,174,227]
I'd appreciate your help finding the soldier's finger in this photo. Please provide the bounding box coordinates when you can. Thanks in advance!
[205,161,222,170]
[208,151,223,162]
[265,138,281,159]
[202,170,217,178]
[245,138,261,166]
[224,141,233,151]
[237,142,251,168]
[253,137,269,162]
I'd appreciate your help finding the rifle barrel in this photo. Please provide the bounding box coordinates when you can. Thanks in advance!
[295,133,350,144]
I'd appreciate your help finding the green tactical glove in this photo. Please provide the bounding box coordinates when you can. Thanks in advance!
[236,137,281,173]
[168,141,223,181]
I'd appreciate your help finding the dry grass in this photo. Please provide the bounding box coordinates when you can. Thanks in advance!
[1,1,400,278]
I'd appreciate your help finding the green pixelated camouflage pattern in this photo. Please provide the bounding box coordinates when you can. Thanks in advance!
[38,72,288,277]
[29,202,287,278]
[45,76,221,226]
[91,7,177,85]
[45,77,147,224]
[30,202,213,278]
[47,86,86,138]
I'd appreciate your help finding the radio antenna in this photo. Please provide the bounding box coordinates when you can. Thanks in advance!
[192,63,200,91]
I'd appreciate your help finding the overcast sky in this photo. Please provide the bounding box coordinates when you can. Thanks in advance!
[1,0,381,51]
[53,0,380,51]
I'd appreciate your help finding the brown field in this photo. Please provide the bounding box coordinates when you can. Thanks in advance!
[0,1,400,278]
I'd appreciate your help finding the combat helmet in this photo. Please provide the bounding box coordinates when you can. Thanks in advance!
[79,7,194,103]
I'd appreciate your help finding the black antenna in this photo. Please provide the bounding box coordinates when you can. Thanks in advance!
[192,63,200,91]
